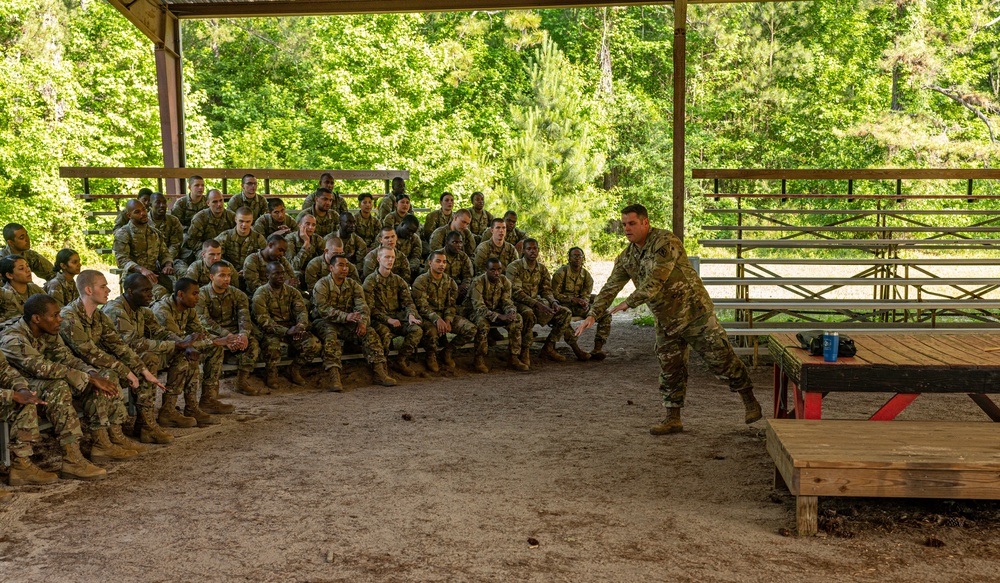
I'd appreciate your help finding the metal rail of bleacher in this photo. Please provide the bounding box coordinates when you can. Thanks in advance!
[692,168,1000,342]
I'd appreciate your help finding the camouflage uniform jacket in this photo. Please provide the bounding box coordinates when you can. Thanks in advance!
[550,264,594,303]
[170,193,208,227]
[297,207,339,238]
[0,344,30,405]
[395,232,422,265]
[184,208,236,257]
[217,228,267,269]
[411,272,458,324]
[0,246,54,281]
[149,213,185,264]
[472,240,519,274]
[227,192,268,220]
[284,232,323,274]
[505,258,556,306]
[588,227,713,331]
[377,194,397,219]
[44,274,79,306]
[301,192,350,216]
[243,252,295,293]
[328,231,367,264]
[429,226,477,258]
[382,210,408,231]
[112,222,169,275]
[361,247,410,282]
[1,318,97,393]
[422,210,453,241]
[197,284,252,337]
[352,211,382,248]
[186,260,241,289]
[440,249,474,289]
[152,297,214,350]
[312,275,370,325]
[362,271,417,324]
[480,226,526,248]
[467,209,494,239]
[60,298,144,378]
[252,213,297,238]
[252,284,309,336]
[466,273,516,322]
[4,282,44,306]
[0,287,21,322]
[305,256,360,291]
[102,296,179,357]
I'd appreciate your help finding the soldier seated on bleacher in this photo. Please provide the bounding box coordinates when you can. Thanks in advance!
[1,222,55,281]
[112,188,152,233]
[44,249,81,307]
[1,255,44,308]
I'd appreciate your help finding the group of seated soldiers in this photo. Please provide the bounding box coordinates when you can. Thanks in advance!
[0,174,613,501]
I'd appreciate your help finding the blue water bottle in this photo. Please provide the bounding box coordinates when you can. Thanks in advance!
[822,331,839,362]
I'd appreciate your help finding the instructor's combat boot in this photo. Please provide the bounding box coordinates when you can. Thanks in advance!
[157,394,197,428]
[441,343,456,369]
[372,362,397,387]
[540,340,566,362]
[60,443,107,481]
[8,456,58,486]
[738,388,763,424]
[200,383,235,414]
[650,408,683,435]
[324,367,343,392]
[90,427,138,462]
[473,354,489,374]
[138,407,174,445]
[590,340,607,361]
[109,424,147,455]
[288,365,307,386]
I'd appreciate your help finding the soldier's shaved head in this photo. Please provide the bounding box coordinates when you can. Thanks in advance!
[454,208,471,221]
[210,260,233,275]
[203,239,221,251]
[76,269,106,295]
[326,236,344,250]
[235,207,253,219]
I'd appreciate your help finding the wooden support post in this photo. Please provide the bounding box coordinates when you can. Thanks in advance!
[796,496,818,536]
[672,0,687,238]
[154,12,185,195]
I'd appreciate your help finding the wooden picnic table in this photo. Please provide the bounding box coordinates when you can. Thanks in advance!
[767,333,1000,421]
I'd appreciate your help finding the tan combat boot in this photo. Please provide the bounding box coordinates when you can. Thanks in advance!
[519,345,531,368]
[590,340,607,361]
[8,456,59,486]
[372,362,397,387]
[90,427,139,462]
[540,340,566,362]
[60,443,107,481]
[394,355,417,378]
[109,424,147,455]
[184,394,219,427]
[325,367,343,392]
[157,394,197,428]
[570,342,591,361]
[425,350,440,373]
[138,407,174,445]
[739,389,763,424]
[509,353,530,372]
[473,354,489,374]
[234,370,261,396]
[0,488,12,504]
[650,409,683,435]
[441,343,457,369]
[264,365,281,391]
[287,365,307,386]
[200,383,235,414]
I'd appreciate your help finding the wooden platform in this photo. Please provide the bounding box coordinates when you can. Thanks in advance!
[766,419,1000,535]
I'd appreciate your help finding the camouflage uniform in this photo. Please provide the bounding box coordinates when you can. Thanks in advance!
[467,209,494,244]
[297,208,339,238]
[0,348,48,458]
[305,255,360,291]
[103,296,193,410]
[429,226,477,258]
[353,211,382,249]
[252,284,321,366]
[149,212,188,273]
[589,227,752,409]
[422,210,453,242]
[284,231,323,281]
[216,228,267,272]
[252,213,297,238]
[377,194,397,220]
[362,271,423,357]
[4,282,44,306]
[382,210,409,231]
[170,193,208,227]
[44,274,79,306]
[0,287,23,324]
[183,208,236,260]
[361,247,412,284]
[0,246,54,281]
[395,231,423,276]
[328,231,368,266]
[552,264,610,347]
[506,258,577,348]
[411,272,476,352]
[472,240,519,275]
[185,259,241,290]
[1,319,110,441]
[311,274,384,370]
[196,284,260,377]
[301,192,350,216]
[464,273,523,356]
[227,192,268,220]
[112,222,172,293]
[243,252,295,295]
[152,297,219,407]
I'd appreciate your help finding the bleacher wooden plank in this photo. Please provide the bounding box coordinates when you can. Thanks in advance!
[704,277,1000,286]
[704,194,1000,200]
[701,258,1000,266]
[714,299,1000,310]
[61,167,410,181]
[705,208,1000,216]
[694,168,1000,180]
[702,225,1000,233]
[701,238,1000,247]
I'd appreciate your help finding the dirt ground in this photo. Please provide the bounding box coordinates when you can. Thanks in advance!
[3,317,1000,582]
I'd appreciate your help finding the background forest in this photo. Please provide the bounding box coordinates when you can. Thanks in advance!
[2,0,1000,259]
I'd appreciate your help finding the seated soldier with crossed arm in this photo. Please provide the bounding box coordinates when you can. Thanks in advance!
[466,192,493,245]
[464,257,528,373]
[252,262,321,389]
[363,247,423,378]
[148,191,188,274]
[412,250,477,373]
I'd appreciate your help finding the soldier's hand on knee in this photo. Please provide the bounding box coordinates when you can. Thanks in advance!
[436,319,450,335]
[356,323,368,336]
[89,373,121,397]
[12,389,45,406]
[407,314,422,325]
[387,317,402,327]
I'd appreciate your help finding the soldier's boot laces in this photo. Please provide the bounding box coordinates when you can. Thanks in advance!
[157,395,197,428]
[442,344,457,369]
[0,488,12,504]
[540,341,566,362]
[473,354,489,374]
[590,340,607,362]
[650,408,683,435]
[109,424,147,455]
[138,408,174,445]
[184,401,219,427]
[325,367,343,392]
[425,350,440,373]
[519,346,531,368]
[509,354,530,372]
[570,342,591,361]
[200,384,235,414]
[60,443,107,481]
[394,355,418,378]
[264,366,281,390]
[739,389,763,424]
[8,456,59,486]
[90,427,139,462]
[288,365,307,386]
[373,362,397,387]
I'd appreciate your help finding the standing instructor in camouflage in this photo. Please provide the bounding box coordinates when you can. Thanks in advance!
[575,204,762,435]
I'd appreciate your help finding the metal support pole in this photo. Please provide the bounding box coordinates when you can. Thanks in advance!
[672,0,687,238]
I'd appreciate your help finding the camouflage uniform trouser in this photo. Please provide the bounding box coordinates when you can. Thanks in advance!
[313,320,385,370]
[515,300,576,348]
[261,331,322,367]
[199,344,225,391]
[30,375,122,433]
[655,312,753,409]
[0,400,41,458]
[420,315,477,352]
[135,350,196,409]
[205,326,262,382]
[567,299,611,346]
[372,314,423,358]
[471,314,523,356]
